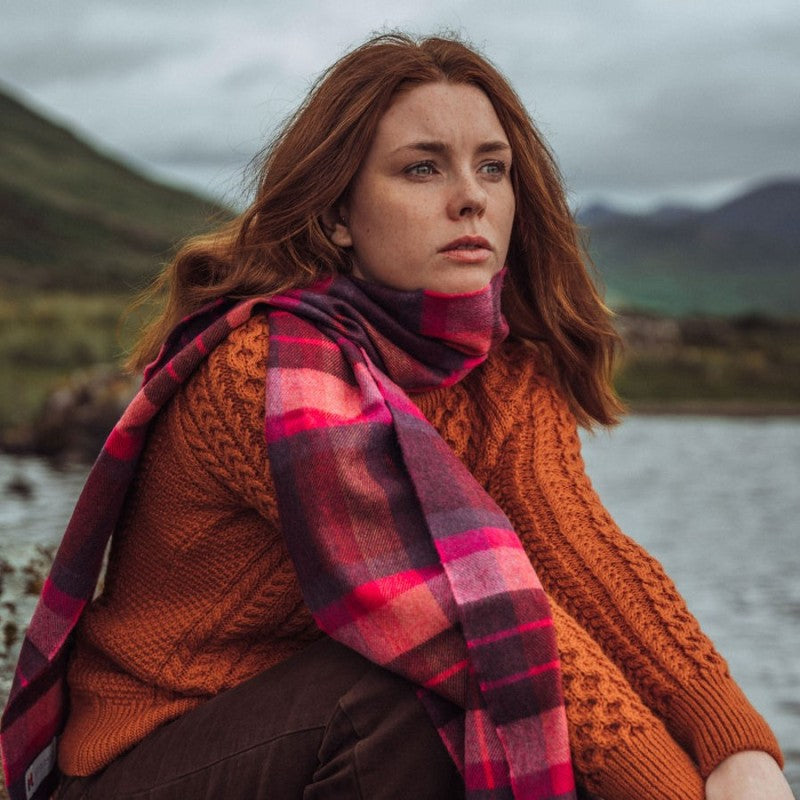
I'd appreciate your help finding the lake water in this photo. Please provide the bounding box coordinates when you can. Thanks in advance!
[581,416,800,790]
[1,416,798,790]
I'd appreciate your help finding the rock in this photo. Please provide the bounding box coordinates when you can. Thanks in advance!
[3,365,139,462]
[615,313,682,352]
[0,547,56,705]
[4,473,34,499]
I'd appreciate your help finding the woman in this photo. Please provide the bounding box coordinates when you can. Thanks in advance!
[1,33,793,800]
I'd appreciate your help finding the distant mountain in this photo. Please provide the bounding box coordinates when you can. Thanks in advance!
[0,87,229,292]
[578,179,800,317]
[703,182,800,247]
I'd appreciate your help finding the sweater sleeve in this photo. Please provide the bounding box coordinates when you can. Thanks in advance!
[551,597,705,800]
[479,355,782,779]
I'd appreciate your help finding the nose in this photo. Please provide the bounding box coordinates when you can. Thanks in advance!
[447,171,487,220]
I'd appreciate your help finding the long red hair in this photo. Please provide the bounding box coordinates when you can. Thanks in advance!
[129,33,623,426]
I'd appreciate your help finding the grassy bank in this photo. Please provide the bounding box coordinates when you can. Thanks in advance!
[615,315,800,413]
[0,292,136,431]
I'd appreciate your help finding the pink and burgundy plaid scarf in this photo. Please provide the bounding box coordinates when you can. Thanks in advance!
[1,272,575,800]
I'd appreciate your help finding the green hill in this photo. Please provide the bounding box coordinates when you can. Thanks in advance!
[0,87,228,291]
[0,86,231,431]
[579,179,800,318]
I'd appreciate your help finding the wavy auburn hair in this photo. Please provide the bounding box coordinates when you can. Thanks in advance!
[130,32,623,426]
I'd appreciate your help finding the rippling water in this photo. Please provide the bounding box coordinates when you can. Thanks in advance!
[581,416,800,790]
[0,456,89,560]
[1,416,798,789]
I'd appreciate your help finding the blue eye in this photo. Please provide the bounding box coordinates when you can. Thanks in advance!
[406,161,436,177]
[481,160,508,177]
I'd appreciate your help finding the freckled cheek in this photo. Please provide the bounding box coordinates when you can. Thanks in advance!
[404,195,441,232]
[496,194,516,253]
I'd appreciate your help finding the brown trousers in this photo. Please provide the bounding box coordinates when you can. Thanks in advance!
[57,636,463,799]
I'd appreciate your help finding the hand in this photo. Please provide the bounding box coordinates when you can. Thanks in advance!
[705,751,795,799]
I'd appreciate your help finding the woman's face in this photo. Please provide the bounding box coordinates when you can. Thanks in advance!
[328,82,516,294]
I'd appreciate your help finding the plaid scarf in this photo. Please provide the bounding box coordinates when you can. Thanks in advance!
[1,272,575,800]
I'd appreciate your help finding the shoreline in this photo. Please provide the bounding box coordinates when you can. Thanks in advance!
[2,401,800,461]
[626,401,800,418]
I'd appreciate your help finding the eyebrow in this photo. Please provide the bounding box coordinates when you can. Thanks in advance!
[392,139,511,156]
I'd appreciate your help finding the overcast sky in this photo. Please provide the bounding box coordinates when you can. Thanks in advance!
[2,0,799,211]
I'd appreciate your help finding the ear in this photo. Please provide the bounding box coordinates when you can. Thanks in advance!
[321,205,353,248]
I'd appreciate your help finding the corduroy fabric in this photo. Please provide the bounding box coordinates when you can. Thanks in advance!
[57,316,781,800]
[57,636,464,800]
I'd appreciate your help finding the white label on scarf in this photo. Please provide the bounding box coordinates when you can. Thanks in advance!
[25,736,57,800]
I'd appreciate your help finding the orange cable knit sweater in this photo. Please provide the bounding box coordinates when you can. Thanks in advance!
[59,316,781,799]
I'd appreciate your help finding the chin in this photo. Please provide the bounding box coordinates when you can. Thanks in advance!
[426,267,499,295]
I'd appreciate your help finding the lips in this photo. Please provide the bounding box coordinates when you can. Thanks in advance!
[439,235,493,264]
[440,236,492,252]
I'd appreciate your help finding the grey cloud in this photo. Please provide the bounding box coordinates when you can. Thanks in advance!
[2,0,798,209]
[0,40,178,84]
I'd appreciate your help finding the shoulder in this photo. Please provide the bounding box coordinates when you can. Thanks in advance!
[189,309,271,421]
[204,312,271,381]
[180,312,272,417]
[413,340,573,472]
[470,339,582,452]
[173,312,271,465]
[474,339,564,409]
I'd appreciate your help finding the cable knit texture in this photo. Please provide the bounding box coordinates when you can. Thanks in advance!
[59,316,781,799]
